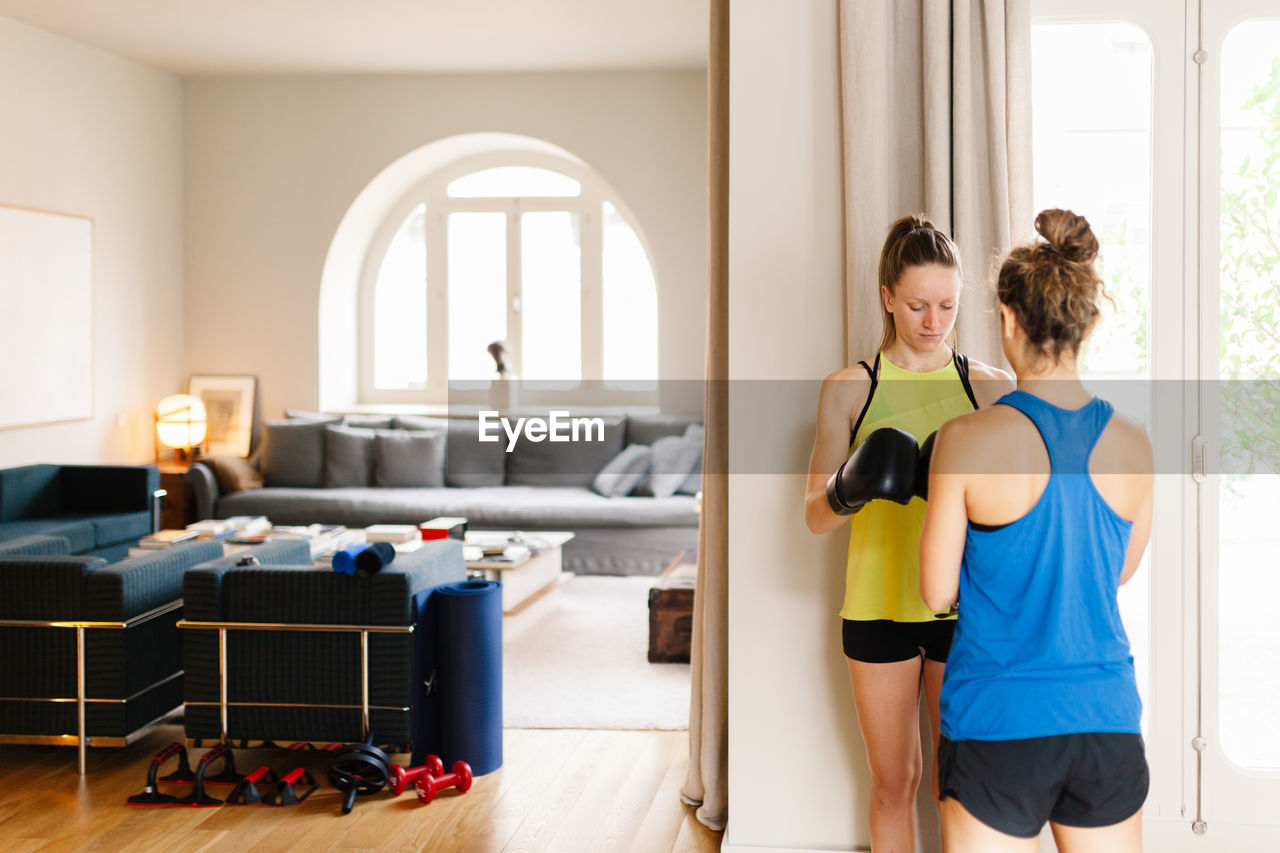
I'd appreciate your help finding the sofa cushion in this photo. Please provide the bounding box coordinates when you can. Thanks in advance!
[79,511,153,547]
[641,431,703,498]
[216,485,698,530]
[183,540,313,621]
[0,534,72,557]
[0,465,61,522]
[626,415,702,448]
[677,423,705,495]
[592,444,653,497]
[261,419,330,487]
[324,425,377,487]
[0,519,96,554]
[506,416,625,487]
[445,418,506,488]
[203,454,264,493]
[375,431,446,487]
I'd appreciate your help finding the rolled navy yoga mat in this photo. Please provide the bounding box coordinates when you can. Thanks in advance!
[354,541,396,575]
[331,543,370,575]
[411,580,503,775]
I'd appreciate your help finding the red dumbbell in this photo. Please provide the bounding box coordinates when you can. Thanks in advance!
[415,760,473,804]
[388,755,445,796]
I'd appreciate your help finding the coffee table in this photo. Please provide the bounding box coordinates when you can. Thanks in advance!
[464,531,574,615]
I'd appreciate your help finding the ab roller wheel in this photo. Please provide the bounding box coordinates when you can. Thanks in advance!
[326,734,392,815]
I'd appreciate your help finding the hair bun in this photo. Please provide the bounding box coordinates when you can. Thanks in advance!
[1034,208,1098,263]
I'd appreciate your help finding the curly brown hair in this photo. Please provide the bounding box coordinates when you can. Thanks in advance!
[997,209,1113,367]
[875,214,963,353]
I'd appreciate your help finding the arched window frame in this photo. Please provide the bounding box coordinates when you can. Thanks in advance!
[356,149,660,408]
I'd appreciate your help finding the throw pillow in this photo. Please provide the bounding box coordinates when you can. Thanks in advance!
[324,425,377,487]
[202,454,263,494]
[260,419,330,487]
[592,444,653,497]
[505,416,626,488]
[642,433,703,498]
[444,418,506,487]
[677,423,704,495]
[375,430,446,487]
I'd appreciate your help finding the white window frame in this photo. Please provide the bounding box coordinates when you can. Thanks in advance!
[1033,0,1280,844]
[356,150,659,408]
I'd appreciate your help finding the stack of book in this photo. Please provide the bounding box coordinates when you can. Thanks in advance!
[186,519,237,541]
[364,524,420,544]
[130,529,198,556]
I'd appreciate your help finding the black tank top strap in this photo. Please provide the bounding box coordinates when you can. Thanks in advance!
[953,350,979,410]
[850,353,880,444]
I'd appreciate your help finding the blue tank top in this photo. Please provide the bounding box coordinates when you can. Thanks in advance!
[939,390,1142,741]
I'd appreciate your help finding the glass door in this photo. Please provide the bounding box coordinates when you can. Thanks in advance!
[1198,0,1280,824]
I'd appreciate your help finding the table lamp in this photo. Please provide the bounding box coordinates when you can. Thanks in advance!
[156,393,208,462]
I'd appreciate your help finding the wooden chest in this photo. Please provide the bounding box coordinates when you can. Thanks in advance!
[648,555,697,663]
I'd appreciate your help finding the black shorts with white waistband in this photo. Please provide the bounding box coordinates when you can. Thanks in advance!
[842,618,955,663]
[937,732,1149,838]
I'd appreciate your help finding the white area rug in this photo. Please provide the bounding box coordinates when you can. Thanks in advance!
[502,575,691,730]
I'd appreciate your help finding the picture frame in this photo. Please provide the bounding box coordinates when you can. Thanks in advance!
[187,375,256,457]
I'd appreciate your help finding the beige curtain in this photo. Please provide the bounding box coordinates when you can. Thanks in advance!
[681,0,728,833]
[840,0,1032,367]
[838,2,1030,850]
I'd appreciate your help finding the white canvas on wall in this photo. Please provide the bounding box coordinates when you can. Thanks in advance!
[0,204,93,430]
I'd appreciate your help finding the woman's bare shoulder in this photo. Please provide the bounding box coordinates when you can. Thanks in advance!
[961,356,1015,408]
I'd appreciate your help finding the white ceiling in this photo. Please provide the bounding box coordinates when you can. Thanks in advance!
[0,0,708,75]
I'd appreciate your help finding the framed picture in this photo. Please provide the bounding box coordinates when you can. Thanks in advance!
[188,375,256,457]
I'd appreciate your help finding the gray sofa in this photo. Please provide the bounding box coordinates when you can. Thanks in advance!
[188,413,702,575]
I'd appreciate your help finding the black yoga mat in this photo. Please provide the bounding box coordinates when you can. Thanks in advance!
[411,580,503,775]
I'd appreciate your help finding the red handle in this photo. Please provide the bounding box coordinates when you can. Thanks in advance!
[281,767,308,785]
[153,742,183,763]
[244,765,273,784]
[200,743,229,764]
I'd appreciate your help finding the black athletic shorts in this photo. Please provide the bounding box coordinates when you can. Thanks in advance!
[937,733,1149,838]
[842,618,955,663]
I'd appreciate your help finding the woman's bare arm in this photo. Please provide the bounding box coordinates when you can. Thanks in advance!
[919,417,972,612]
[804,368,871,535]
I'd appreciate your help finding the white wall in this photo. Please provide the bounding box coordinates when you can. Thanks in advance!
[182,71,707,422]
[725,1,871,851]
[0,16,184,468]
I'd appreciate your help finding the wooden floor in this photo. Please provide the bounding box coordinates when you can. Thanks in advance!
[0,725,722,852]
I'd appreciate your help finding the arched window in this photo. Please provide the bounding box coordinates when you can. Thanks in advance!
[356,150,659,407]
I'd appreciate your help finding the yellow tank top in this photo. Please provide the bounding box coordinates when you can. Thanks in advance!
[841,351,977,622]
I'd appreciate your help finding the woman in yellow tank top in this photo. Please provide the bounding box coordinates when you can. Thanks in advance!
[805,215,1012,852]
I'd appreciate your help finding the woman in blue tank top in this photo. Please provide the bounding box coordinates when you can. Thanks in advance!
[918,209,1154,851]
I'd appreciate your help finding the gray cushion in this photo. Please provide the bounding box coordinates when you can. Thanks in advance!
[626,415,702,448]
[343,414,394,429]
[375,431,446,487]
[392,415,450,433]
[444,418,506,488]
[217,485,698,529]
[506,416,625,487]
[260,419,330,487]
[592,444,653,497]
[642,432,703,498]
[677,423,704,495]
[324,425,376,487]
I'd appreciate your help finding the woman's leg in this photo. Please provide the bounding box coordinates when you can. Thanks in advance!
[1049,810,1143,853]
[847,656,925,852]
[940,796,1040,853]
[922,658,945,802]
